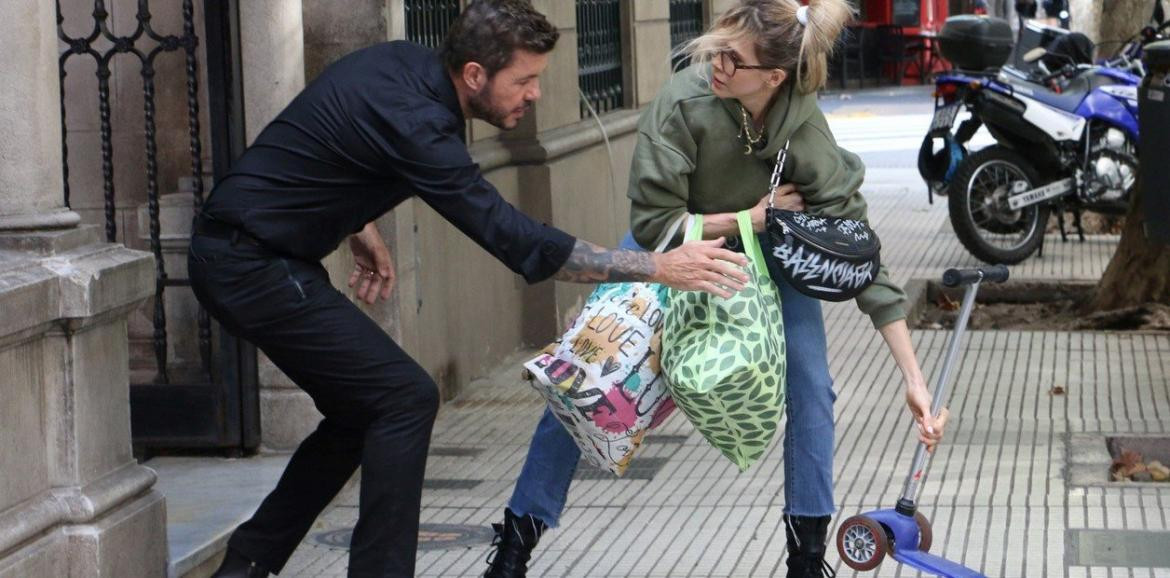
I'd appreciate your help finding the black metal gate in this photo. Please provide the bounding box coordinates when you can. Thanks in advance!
[577,0,625,118]
[405,0,461,49]
[669,0,706,70]
[57,0,258,453]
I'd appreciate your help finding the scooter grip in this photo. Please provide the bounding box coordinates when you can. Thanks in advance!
[942,265,1009,287]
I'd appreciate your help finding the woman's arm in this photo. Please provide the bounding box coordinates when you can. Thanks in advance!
[878,319,949,452]
[699,183,805,239]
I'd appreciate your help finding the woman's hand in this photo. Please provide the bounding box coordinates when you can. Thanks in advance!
[750,183,804,232]
[905,380,949,452]
[347,222,395,304]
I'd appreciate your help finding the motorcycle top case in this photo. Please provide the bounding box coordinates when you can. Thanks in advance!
[940,15,1014,72]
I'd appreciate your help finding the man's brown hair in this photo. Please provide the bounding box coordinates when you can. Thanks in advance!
[440,0,560,77]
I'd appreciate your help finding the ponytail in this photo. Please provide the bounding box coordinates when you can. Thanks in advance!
[796,0,854,92]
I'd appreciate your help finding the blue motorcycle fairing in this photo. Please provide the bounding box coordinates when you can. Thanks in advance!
[1076,88,1140,139]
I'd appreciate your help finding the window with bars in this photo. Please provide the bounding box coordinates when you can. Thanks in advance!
[577,0,625,119]
[405,0,461,49]
[669,0,706,70]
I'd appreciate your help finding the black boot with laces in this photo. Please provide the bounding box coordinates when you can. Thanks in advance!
[483,508,547,578]
[784,514,836,578]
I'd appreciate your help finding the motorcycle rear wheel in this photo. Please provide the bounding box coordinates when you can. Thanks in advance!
[947,146,1050,264]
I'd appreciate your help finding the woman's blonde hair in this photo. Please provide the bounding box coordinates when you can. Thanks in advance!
[680,0,855,94]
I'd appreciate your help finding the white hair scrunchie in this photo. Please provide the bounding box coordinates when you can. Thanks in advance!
[796,5,809,26]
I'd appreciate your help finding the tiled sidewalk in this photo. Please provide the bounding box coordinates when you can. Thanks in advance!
[280,169,1170,577]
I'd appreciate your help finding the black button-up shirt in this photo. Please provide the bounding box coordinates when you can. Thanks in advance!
[202,41,576,283]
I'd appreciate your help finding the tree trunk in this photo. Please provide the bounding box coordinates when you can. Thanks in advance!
[1087,0,1169,312]
[1090,186,1170,311]
[1071,0,1155,55]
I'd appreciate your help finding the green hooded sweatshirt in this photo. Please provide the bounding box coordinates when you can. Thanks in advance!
[628,65,907,329]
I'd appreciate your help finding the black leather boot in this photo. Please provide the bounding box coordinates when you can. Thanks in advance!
[784,514,836,578]
[210,547,269,578]
[483,508,548,578]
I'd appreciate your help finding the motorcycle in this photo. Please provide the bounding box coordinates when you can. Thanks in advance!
[918,16,1167,264]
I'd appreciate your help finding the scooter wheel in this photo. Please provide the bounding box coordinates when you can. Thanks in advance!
[836,515,889,571]
[914,511,933,552]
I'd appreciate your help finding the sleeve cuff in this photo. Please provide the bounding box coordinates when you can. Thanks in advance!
[524,226,577,284]
[869,302,907,330]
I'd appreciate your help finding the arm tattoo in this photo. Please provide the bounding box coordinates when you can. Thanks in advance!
[552,240,657,284]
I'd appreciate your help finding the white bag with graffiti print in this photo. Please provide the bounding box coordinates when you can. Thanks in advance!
[523,216,689,476]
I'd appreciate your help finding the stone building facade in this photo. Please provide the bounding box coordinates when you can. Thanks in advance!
[0,1,728,575]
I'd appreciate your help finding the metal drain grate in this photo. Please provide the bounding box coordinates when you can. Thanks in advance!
[574,456,670,480]
[1069,529,1170,567]
[429,446,485,457]
[423,478,482,490]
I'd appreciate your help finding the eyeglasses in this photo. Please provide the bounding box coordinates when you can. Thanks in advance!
[718,49,775,78]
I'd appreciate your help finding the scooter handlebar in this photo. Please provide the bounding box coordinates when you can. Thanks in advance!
[942,265,1009,287]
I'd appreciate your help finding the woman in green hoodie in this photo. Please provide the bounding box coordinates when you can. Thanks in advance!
[485,1,949,576]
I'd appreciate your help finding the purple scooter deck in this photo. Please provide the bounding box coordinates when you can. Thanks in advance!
[866,509,988,577]
[892,551,987,578]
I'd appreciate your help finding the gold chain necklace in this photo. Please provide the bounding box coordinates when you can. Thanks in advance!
[738,104,764,154]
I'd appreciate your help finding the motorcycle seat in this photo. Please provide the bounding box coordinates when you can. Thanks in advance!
[997,66,1089,113]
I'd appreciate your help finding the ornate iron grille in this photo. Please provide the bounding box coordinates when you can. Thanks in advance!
[669,0,705,70]
[405,0,461,49]
[57,0,208,385]
[577,0,624,118]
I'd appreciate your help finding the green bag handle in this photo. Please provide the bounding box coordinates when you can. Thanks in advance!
[683,211,773,285]
[735,210,772,285]
[683,213,703,242]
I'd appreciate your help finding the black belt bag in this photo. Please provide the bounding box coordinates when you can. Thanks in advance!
[760,142,882,302]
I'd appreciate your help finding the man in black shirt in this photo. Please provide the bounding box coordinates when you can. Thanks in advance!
[194,2,748,576]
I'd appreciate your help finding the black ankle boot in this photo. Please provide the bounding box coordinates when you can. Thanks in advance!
[784,514,836,578]
[483,508,547,578]
[210,547,269,578]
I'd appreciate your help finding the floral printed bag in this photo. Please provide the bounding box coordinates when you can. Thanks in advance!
[522,215,689,476]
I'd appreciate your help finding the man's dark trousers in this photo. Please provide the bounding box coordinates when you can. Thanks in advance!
[188,233,439,577]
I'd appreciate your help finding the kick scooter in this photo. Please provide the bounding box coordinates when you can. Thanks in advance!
[835,265,1009,577]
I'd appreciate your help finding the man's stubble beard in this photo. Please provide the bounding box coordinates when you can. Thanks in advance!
[468,81,529,130]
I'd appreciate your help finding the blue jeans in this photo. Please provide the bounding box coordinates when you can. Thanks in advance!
[508,232,837,527]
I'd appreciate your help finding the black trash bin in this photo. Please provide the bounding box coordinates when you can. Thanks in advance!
[1140,40,1170,244]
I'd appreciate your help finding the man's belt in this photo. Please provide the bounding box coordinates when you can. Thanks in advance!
[192,215,263,247]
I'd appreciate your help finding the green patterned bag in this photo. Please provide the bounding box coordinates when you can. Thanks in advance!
[661,211,786,471]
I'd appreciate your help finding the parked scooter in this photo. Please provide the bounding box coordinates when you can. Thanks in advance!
[918,13,1167,264]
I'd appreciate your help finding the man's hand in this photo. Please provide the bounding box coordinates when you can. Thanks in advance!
[653,239,750,298]
[750,183,804,232]
[551,239,749,298]
[347,222,395,305]
[906,381,949,453]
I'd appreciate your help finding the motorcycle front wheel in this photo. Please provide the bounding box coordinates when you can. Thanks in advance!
[947,146,1050,264]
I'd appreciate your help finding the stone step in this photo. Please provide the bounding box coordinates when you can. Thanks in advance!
[148,455,290,578]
